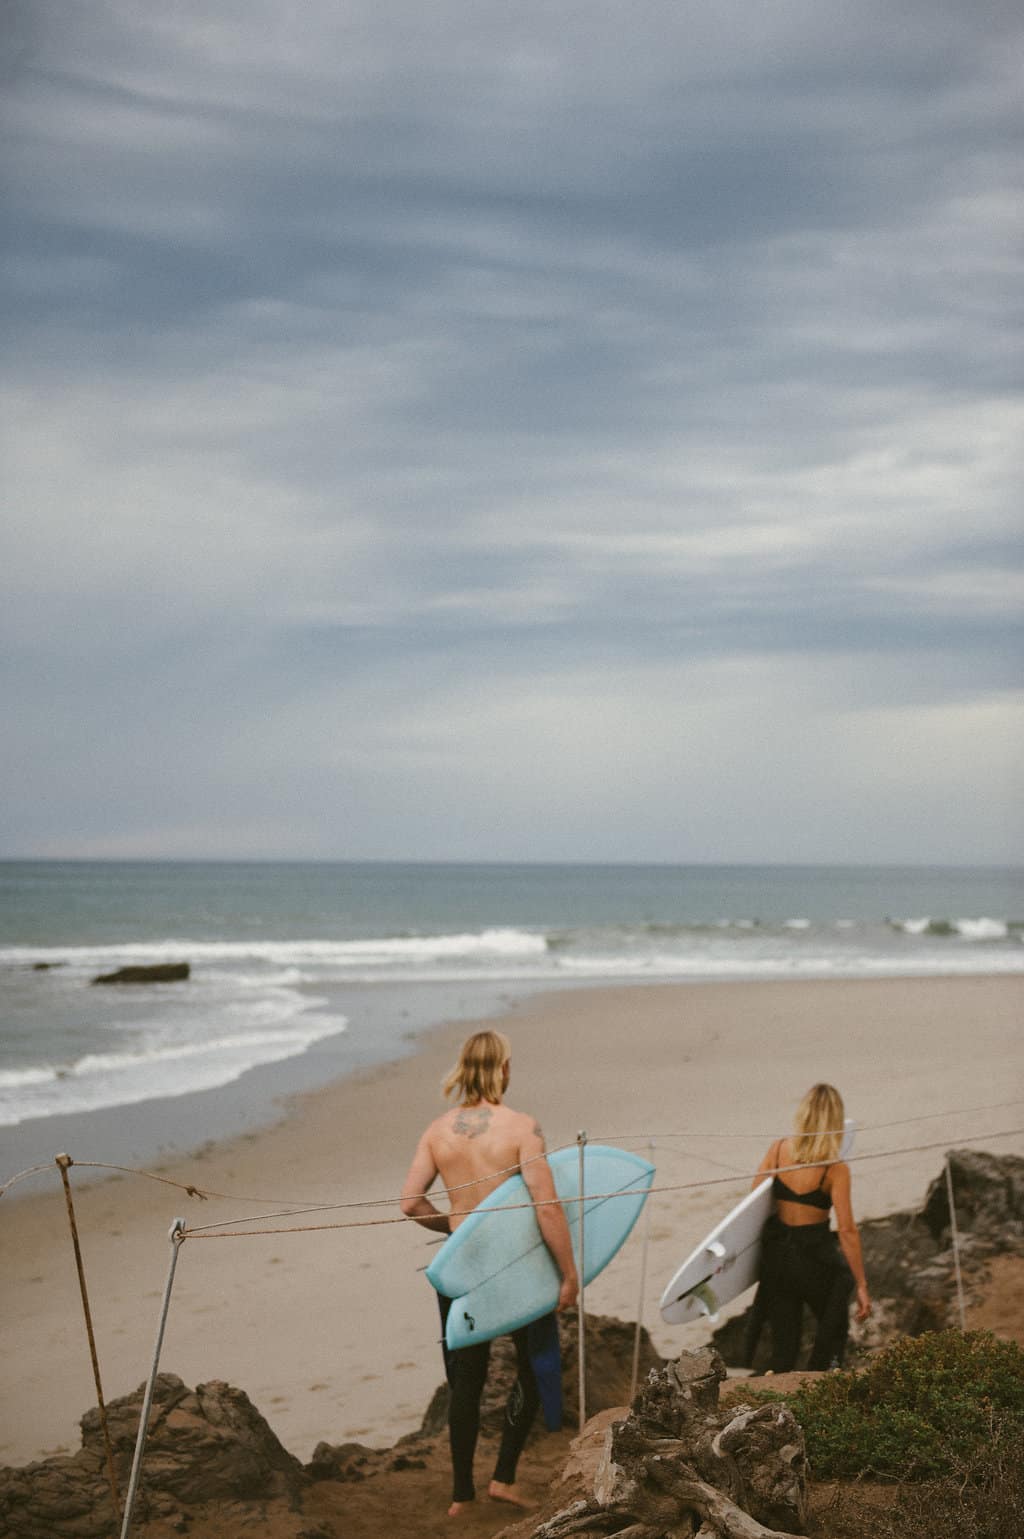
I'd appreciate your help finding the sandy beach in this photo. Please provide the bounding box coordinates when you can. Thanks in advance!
[1,974,1021,1471]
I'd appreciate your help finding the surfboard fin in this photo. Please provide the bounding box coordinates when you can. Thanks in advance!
[693,1282,720,1322]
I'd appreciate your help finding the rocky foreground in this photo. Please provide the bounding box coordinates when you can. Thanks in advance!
[2,1150,1021,1539]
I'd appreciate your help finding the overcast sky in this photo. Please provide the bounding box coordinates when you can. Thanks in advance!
[1,1,1021,864]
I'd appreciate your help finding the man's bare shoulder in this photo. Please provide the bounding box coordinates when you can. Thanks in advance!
[423,1106,460,1139]
[501,1104,547,1143]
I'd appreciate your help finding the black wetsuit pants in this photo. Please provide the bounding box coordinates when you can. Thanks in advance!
[438,1294,540,1503]
[759,1216,854,1372]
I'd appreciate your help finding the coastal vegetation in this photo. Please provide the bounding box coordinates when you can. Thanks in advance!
[757,1329,1024,1539]
[775,1329,1024,1480]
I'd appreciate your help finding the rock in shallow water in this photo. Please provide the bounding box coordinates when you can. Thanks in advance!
[91,962,190,984]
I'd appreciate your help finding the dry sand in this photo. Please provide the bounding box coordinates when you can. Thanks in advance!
[1,974,1021,1471]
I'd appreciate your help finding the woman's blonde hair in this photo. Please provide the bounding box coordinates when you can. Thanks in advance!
[792,1083,845,1165]
[442,1029,511,1106]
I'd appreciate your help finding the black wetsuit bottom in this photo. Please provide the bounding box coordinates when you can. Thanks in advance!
[759,1216,854,1372]
[437,1294,540,1504]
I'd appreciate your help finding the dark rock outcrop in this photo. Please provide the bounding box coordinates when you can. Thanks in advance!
[1,1317,654,1533]
[0,1373,305,1539]
[921,1148,1024,1251]
[92,962,190,985]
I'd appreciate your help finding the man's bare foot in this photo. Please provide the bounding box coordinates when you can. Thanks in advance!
[488,1479,532,1509]
[447,1498,474,1517]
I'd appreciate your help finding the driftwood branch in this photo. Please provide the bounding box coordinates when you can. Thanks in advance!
[530,1500,617,1537]
[515,1350,808,1539]
[644,1458,796,1538]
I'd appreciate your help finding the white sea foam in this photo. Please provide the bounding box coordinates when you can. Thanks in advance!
[0,1064,59,1089]
[205,966,310,989]
[3,918,1019,998]
[70,1027,330,1078]
[3,906,1021,1128]
[0,927,547,971]
[892,915,1013,941]
[955,917,1008,941]
[0,1010,347,1127]
[551,949,1024,981]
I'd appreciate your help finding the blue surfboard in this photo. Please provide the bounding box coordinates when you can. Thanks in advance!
[426,1144,655,1350]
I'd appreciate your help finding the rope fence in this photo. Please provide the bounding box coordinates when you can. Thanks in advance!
[177,1126,1024,1239]
[3,1103,1022,1538]
[6,1096,1022,1206]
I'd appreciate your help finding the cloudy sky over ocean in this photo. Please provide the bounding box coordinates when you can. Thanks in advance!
[2,1,1021,864]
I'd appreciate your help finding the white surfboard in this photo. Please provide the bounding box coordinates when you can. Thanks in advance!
[427,1144,654,1350]
[659,1119,855,1326]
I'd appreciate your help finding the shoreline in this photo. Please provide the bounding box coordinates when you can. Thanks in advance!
[5,961,1020,1192]
[1,973,1021,1470]
[0,977,558,1192]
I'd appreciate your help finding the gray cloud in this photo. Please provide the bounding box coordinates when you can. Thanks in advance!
[1,0,1021,860]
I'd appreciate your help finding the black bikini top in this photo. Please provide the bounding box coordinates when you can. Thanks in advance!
[772,1167,832,1210]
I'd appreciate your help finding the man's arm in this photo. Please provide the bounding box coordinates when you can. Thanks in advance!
[400,1128,451,1234]
[519,1120,579,1310]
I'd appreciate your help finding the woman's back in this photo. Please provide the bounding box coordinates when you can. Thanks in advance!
[769,1137,836,1227]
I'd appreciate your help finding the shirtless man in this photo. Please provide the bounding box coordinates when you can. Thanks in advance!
[400,1029,579,1517]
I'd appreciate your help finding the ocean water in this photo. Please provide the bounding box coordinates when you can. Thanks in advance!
[0,861,1021,1132]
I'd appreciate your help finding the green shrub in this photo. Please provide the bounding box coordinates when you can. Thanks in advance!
[758,1329,1024,1480]
[815,1430,1024,1539]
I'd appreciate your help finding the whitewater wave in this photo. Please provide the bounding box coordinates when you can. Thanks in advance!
[0,926,548,971]
[550,949,1024,980]
[892,916,1016,941]
[0,1064,57,1090]
[3,914,1020,1128]
[71,1024,336,1080]
[3,918,1019,995]
[0,1011,347,1127]
[3,916,1020,978]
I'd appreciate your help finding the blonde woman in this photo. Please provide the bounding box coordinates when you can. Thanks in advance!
[753,1083,870,1372]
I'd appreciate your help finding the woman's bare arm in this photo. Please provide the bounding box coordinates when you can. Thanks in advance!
[829,1161,871,1320]
[753,1139,782,1191]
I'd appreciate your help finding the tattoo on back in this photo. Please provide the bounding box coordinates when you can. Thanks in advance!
[453,1106,493,1139]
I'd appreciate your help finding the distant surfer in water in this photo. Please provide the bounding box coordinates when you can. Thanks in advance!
[752,1083,871,1372]
[401,1029,579,1517]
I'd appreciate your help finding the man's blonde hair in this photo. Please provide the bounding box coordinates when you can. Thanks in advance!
[442,1029,511,1106]
[792,1083,845,1165]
